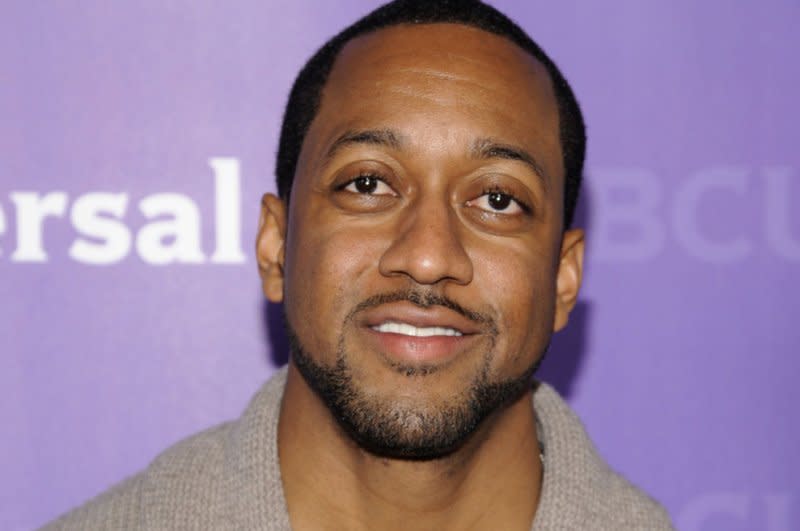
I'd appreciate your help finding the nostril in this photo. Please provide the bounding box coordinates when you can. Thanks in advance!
[378,218,473,286]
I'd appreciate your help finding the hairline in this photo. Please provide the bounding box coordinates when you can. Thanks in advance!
[276,6,584,229]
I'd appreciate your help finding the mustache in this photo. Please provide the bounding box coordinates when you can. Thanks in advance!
[349,289,497,331]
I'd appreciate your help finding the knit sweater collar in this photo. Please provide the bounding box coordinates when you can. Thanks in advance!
[221,367,664,530]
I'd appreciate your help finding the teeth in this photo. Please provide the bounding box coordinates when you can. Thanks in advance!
[372,322,463,337]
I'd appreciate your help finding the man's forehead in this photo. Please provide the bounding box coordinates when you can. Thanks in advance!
[297,22,563,183]
[332,23,553,92]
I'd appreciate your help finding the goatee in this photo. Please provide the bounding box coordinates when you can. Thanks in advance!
[285,290,545,460]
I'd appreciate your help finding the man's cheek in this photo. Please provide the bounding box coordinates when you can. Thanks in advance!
[284,231,339,339]
[488,255,553,362]
[287,230,374,312]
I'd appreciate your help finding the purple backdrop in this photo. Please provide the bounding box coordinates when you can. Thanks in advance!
[2,1,798,529]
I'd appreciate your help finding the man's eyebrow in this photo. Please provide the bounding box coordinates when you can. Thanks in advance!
[325,129,405,160]
[471,138,549,186]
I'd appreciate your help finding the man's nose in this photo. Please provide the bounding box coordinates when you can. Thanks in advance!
[378,197,473,286]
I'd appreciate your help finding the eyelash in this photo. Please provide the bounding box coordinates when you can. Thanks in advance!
[480,185,532,214]
[336,172,392,193]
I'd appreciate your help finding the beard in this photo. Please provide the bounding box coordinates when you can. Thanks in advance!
[286,290,546,461]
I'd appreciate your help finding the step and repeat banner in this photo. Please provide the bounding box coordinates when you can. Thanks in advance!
[2,1,797,529]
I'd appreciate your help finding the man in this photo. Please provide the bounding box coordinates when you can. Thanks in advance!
[47,1,673,529]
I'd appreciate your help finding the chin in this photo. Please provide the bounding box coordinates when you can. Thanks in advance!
[288,322,539,460]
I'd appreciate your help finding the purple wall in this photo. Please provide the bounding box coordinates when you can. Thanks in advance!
[2,1,797,529]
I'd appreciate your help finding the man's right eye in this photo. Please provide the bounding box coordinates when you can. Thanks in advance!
[342,175,394,195]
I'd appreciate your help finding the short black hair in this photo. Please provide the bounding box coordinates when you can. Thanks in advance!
[276,0,586,228]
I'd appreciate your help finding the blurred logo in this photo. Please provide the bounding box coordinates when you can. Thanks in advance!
[589,166,798,263]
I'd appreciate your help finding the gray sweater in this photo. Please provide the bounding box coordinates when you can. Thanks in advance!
[44,368,674,530]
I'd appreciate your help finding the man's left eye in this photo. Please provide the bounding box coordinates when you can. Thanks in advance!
[342,175,394,195]
[469,191,526,214]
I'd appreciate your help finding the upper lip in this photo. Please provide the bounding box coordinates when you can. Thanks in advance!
[358,301,482,335]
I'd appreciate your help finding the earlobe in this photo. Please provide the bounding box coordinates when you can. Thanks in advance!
[256,193,287,303]
[553,228,585,332]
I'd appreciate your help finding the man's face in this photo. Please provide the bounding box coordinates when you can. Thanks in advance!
[262,23,582,458]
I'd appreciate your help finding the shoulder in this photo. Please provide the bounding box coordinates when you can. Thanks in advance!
[139,421,236,528]
[41,473,145,530]
[41,370,290,530]
[593,470,674,530]
[41,422,234,531]
[531,382,674,530]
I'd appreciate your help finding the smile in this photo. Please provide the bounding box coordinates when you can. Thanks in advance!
[371,322,463,337]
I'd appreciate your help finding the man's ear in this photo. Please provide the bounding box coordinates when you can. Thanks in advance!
[553,228,585,332]
[256,193,287,303]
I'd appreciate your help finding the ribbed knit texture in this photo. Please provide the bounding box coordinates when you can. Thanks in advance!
[43,369,673,530]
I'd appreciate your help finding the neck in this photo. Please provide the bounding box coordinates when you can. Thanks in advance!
[278,364,542,531]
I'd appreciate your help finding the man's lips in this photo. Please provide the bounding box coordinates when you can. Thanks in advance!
[359,301,483,337]
[371,322,463,337]
[357,301,483,366]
